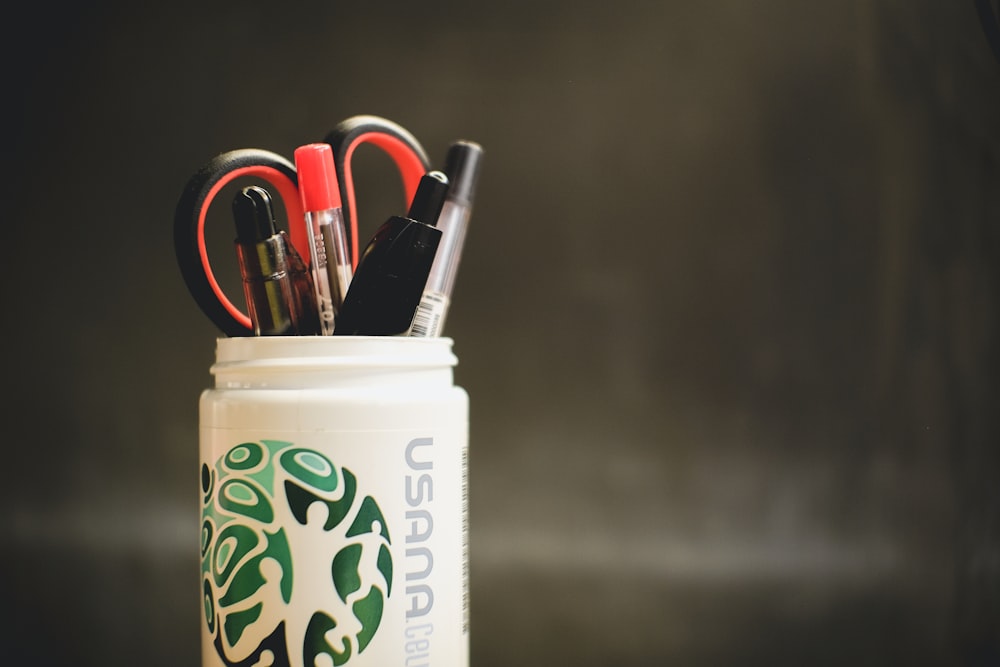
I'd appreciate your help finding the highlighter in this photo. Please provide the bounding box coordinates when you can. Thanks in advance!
[333,171,450,336]
[233,185,321,336]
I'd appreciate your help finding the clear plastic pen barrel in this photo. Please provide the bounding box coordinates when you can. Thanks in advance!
[426,198,470,301]
[304,210,338,335]
[316,206,353,316]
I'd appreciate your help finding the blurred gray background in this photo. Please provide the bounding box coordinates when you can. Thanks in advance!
[4,1,1000,665]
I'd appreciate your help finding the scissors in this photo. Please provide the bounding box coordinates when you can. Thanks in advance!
[174,114,431,337]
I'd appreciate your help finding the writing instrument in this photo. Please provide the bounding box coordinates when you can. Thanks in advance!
[333,171,450,336]
[233,185,320,336]
[294,143,353,335]
[409,140,484,337]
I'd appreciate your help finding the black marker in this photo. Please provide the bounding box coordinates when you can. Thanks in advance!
[233,185,320,336]
[333,171,450,336]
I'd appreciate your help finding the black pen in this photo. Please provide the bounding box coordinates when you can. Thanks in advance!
[233,185,321,336]
[409,141,484,337]
[333,172,450,336]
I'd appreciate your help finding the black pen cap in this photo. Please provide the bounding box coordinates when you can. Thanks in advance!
[232,185,291,278]
[443,141,483,206]
[406,171,450,225]
[233,185,278,244]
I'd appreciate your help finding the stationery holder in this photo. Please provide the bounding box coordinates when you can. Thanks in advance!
[199,336,469,667]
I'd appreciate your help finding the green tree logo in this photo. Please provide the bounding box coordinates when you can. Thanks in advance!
[201,440,392,667]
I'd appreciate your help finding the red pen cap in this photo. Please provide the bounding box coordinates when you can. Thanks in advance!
[293,143,342,212]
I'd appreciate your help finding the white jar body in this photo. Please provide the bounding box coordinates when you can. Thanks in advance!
[198,337,469,667]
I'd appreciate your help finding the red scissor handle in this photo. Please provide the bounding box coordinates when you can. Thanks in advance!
[173,149,307,337]
[324,115,431,268]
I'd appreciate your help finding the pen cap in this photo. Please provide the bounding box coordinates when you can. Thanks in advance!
[443,141,483,206]
[406,171,450,224]
[232,186,293,283]
[233,186,279,244]
[293,143,342,212]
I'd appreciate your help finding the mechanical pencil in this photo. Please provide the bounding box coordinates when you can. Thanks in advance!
[232,185,320,336]
[333,171,451,336]
[409,140,484,337]
[293,143,353,335]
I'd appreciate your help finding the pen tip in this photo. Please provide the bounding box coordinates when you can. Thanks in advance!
[406,171,450,225]
[233,185,278,243]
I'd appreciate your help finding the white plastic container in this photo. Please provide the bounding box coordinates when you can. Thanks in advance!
[198,336,469,667]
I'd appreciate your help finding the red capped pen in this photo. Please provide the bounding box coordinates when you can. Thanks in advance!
[294,143,354,334]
